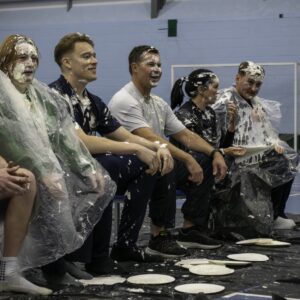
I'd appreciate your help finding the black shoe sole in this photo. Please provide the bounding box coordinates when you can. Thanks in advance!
[145,246,186,258]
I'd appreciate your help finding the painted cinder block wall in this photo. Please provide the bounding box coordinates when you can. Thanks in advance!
[0,0,299,212]
[0,1,299,107]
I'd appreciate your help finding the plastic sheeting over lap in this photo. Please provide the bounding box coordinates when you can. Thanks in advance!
[211,87,299,238]
[0,71,116,270]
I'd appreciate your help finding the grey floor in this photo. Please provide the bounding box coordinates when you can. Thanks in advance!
[1,176,299,299]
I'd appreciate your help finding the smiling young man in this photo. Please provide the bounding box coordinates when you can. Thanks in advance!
[48,34,174,279]
[213,61,299,232]
[108,45,227,258]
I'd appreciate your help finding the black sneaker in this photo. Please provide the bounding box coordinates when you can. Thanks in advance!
[64,261,93,280]
[85,257,128,276]
[111,244,164,263]
[176,226,222,249]
[145,231,187,258]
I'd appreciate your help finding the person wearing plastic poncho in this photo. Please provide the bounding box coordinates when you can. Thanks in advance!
[0,35,116,273]
[212,61,299,237]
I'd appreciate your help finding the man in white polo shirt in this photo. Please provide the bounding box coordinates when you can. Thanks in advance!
[109,45,227,258]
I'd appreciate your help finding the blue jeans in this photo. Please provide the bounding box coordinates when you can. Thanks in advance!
[67,154,156,263]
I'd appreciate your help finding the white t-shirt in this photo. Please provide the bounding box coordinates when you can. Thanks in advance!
[108,81,185,138]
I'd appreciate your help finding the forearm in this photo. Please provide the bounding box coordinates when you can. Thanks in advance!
[106,127,160,151]
[133,130,193,164]
[173,130,215,157]
[124,134,160,151]
[77,129,143,156]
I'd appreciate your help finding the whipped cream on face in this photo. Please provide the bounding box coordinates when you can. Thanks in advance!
[12,61,26,83]
[11,42,38,85]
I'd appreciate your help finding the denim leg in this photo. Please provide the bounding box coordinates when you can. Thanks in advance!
[114,155,157,247]
[63,153,156,262]
[95,154,156,247]
[176,153,214,227]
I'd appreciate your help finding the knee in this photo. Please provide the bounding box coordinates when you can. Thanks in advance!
[95,154,121,183]
[19,168,37,200]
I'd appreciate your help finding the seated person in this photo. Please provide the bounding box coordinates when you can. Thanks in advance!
[170,69,246,235]
[170,68,246,158]
[0,34,114,287]
[213,61,299,233]
[109,45,228,256]
[49,33,173,273]
[0,157,51,295]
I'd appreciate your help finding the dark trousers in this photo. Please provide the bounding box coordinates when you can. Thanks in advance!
[149,170,177,228]
[149,152,214,229]
[260,150,295,219]
[67,154,156,263]
[177,152,214,226]
[271,179,294,219]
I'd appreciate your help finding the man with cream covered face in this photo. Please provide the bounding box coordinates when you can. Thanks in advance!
[6,42,38,92]
[0,34,115,292]
[213,61,299,232]
[109,45,227,258]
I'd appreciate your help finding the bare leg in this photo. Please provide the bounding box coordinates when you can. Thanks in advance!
[0,165,52,295]
[3,168,36,257]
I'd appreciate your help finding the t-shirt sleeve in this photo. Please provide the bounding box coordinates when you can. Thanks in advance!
[164,104,185,136]
[108,93,151,132]
[94,100,121,135]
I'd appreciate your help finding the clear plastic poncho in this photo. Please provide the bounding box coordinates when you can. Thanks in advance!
[213,86,299,188]
[0,70,116,270]
[211,86,299,238]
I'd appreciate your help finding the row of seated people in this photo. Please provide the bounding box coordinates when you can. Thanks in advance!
[0,33,298,295]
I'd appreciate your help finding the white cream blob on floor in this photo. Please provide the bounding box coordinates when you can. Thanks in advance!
[126,288,145,293]
[79,275,126,286]
[127,274,175,285]
[236,238,291,247]
[236,238,274,245]
[254,240,291,247]
[227,253,269,262]
[175,258,209,269]
[189,264,234,276]
[208,259,252,266]
[174,283,225,294]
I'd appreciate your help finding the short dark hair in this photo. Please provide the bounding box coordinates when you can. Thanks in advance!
[54,32,94,67]
[128,45,159,75]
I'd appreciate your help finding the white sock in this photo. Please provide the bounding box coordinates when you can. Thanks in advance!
[1,257,18,277]
[3,273,53,295]
[0,257,52,295]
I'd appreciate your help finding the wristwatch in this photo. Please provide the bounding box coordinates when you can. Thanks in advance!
[210,148,223,158]
[219,148,225,156]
